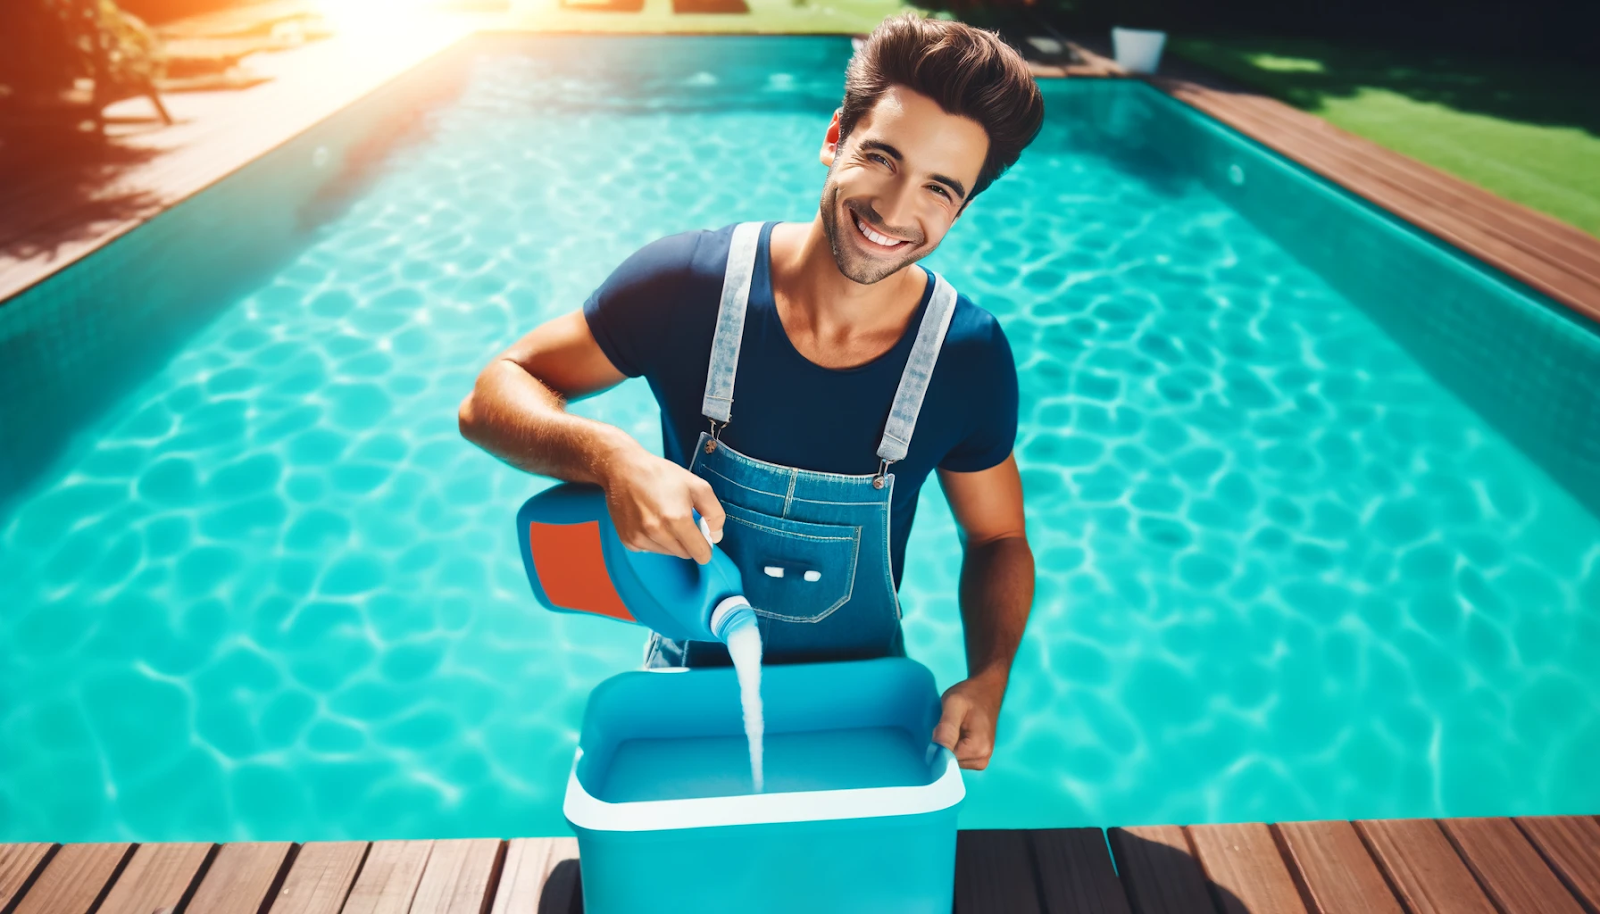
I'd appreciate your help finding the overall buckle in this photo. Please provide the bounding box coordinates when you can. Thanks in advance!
[873,459,891,489]
[706,418,727,454]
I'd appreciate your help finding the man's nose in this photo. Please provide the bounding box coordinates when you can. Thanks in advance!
[872,176,919,236]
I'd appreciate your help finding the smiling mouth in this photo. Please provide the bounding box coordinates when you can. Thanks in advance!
[852,212,911,251]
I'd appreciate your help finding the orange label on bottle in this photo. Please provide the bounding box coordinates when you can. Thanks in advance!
[527,520,635,623]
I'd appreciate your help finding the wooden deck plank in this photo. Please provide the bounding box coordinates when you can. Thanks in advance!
[1162,84,1590,248]
[1163,83,1600,273]
[488,838,579,914]
[8,818,1590,914]
[1274,821,1405,914]
[341,841,432,914]
[1440,817,1587,914]
[1028,42,1125,79]
[0,844,54,911]
[408,838,503,914]
[955,829,1042,914]
[1515,816,1600,912]
[1167,85,1600,289]
[186,842,296,914]
[1356,819,1498,914]
[266,842,369,914]
[1204,91,1600,285]
[96,842,214,914]
[0,29,467,305]
[12,843,132,914]
[1187,823,1309,914]
[1030,828,1133,914]
[1196,89,1600,278]
[1107,826,1216,914]
[1159,79,1600,323]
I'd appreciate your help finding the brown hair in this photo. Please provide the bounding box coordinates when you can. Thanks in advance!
[839,14,1045,199]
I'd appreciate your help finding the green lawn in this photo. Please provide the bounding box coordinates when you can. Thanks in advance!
[501,0,906,36]
[1168,37,1600,238]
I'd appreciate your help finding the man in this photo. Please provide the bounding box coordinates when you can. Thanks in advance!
[459,14,1041,771]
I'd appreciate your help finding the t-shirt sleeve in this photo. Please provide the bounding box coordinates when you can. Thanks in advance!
[938,313,1020,473]
[582,232,703,379]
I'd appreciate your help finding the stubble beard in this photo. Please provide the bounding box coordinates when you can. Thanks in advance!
[818,179,926,286]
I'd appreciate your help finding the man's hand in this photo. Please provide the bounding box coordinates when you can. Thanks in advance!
[932,671,1008,770]
[933,457,1034,772]
[600,445,726,564]
[458,310,728,565]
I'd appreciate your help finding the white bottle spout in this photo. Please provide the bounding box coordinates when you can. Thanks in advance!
[710,595,755,641]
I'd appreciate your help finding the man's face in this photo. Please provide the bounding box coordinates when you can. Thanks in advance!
[819,86,989,286]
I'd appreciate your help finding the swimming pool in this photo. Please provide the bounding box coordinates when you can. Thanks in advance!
[2,36,1598,842]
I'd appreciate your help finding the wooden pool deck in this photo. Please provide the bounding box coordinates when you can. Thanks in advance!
[0,24,465,305]
[1052,41,1600,327]
[6,23,1600,329]
[3,816,1598,913]
[1153,76,1600,326]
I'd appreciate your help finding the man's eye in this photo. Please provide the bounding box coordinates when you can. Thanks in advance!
[869,153,890,166]
[929,185,949,199]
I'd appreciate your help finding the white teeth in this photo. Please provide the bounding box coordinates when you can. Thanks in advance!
[855,215,904,248]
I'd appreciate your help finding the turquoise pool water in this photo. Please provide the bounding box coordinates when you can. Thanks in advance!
[600,728,929,802]
[2,36,1599,842]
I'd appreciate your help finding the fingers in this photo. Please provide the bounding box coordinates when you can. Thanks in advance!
[662,474,717,563]
[610,461,720,562]
[667,513,712,565]
[621,514,705,562]
[628,524,690,559]
[953,731,993,770]
[690,477,725,544]
[934,690,995,769]
[932,698,965,752]
[618,506,693,560]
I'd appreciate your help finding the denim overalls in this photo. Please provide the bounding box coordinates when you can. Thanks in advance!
[645,222,959,668]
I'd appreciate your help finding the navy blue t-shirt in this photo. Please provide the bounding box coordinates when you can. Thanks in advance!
[583,222,1019,588]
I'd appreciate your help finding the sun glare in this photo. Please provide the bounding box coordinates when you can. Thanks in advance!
[316,0,442,39]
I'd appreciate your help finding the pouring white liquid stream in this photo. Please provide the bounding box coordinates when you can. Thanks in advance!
[702,517,765,793]
[725,623,764,793]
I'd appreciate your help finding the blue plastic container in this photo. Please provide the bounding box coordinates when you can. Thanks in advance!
[516,482,753,643]
[564,658,964,914]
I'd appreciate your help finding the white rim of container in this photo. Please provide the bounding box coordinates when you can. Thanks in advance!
[563,746,966,831]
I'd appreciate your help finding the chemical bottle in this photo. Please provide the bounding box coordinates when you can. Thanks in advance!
[516,482,756,644]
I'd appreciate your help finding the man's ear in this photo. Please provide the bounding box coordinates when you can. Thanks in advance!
[819,108,843,167]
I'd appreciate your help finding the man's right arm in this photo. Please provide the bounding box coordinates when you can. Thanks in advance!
[457,309,725,563]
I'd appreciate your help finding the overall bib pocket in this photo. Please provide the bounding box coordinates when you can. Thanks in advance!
[720,502,860,623]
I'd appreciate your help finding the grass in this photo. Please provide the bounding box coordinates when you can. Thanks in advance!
[498,0,907,35]
[1168,36,1600,237]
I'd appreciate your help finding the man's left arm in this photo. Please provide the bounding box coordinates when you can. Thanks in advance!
[931,454,1034,770]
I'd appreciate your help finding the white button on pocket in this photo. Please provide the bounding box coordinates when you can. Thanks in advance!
[719,504,861,623]
[803,570,821,582]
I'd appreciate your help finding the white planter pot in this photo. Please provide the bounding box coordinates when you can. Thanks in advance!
[1112,27,1167,74]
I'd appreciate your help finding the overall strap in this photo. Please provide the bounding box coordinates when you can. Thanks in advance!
[701,222,764,425]
[877,272,959,465]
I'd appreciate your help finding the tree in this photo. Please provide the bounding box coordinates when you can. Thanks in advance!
[0,0,170,131]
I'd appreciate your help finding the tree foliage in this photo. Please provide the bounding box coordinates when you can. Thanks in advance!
[0,0,165,107]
